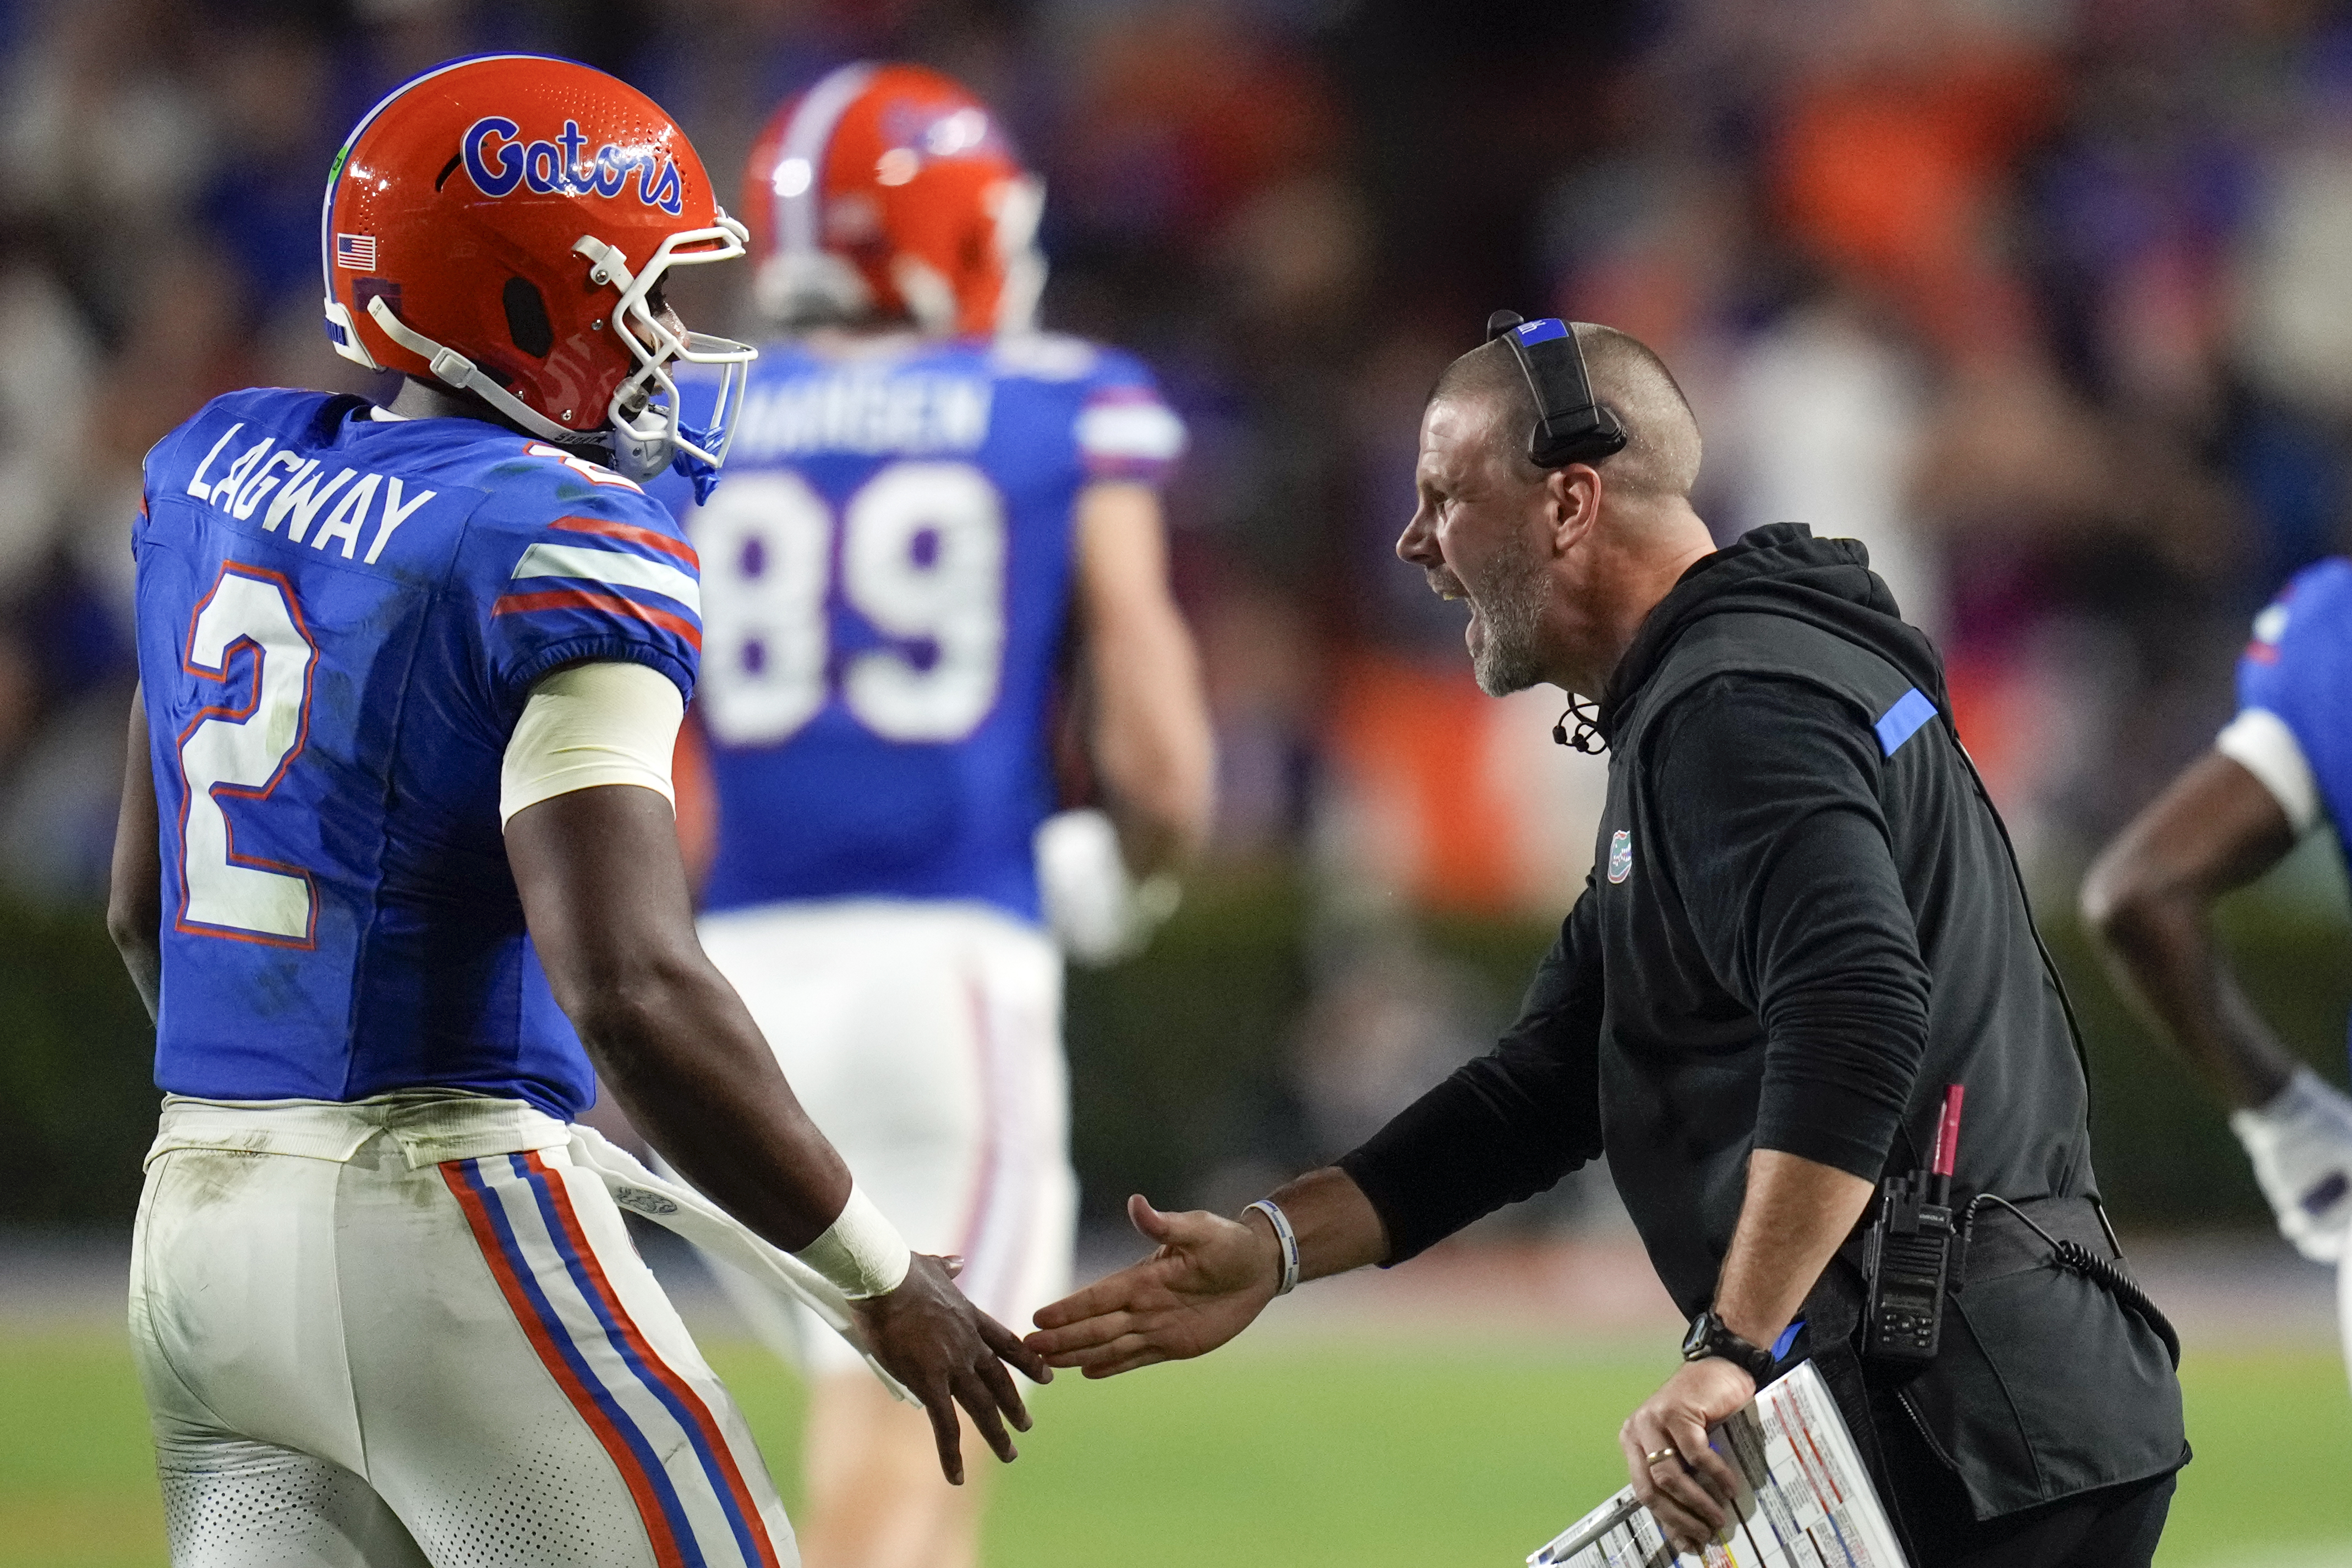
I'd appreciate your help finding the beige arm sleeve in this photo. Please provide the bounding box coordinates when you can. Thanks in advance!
[499,661,685,826]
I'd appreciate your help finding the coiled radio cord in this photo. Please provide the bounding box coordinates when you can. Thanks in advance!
[1959,1193,2181,1369]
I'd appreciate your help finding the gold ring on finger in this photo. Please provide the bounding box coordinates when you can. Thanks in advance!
[1645,1446,1677,1466]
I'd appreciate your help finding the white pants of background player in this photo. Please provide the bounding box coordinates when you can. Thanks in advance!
[132,1094,796,1568]
[692,901,1075,1377]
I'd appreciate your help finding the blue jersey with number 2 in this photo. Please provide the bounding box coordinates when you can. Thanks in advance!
[669,333,1183,923]
[133,388,702,1117]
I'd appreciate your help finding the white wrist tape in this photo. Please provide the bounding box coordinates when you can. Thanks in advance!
[792,1184,912,1300]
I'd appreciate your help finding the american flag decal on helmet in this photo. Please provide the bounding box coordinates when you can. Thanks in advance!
[335,233,378,270]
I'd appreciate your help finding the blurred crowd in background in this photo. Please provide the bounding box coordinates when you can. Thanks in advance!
[5,0,2351,1214]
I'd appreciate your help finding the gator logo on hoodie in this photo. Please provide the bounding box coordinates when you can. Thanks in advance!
[1607,829,1633,884]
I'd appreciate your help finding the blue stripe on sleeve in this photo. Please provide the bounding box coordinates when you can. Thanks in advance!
[1874,688,1939,757]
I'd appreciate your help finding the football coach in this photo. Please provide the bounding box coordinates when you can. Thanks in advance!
[1025,319,2187,1566]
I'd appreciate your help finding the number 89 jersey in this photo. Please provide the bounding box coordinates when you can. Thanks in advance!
[677,333,1183,922]
[133,387,703,1116]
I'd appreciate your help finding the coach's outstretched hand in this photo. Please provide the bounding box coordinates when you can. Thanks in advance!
[1026,1193,1283,1377]
[850,1254,1053,1485]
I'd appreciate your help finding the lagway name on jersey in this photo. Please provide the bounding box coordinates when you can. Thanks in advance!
[726,370,993,460]
[183,423,437,568]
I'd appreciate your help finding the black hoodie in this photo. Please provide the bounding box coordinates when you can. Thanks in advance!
[1339,524,2184,1520]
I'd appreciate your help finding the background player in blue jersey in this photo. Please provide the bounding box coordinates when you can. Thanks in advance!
[661,63,1215,1568]
[104,56,1046,1568]
[2086,557,2352,1389]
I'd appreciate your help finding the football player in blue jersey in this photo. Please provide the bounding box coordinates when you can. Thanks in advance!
[103,55,1047,1568]
[656,63,1214,1568]
[2085,559,2352,1388]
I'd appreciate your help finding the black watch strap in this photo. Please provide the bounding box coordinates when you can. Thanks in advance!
[1681,1309,1777,1383]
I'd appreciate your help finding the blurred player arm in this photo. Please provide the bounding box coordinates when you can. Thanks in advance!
[2083,737,2352,1262]
[1029,894,1607,1373]
[106,686,161,1021]
[1068,480,1213,876]
[2081,744,2306,1110]
[504,661,1049,1481]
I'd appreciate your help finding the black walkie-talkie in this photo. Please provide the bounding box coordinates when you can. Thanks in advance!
[1862,1084,1963,1375]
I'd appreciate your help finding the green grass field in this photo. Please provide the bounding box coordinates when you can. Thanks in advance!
[4,1326,2346,1566]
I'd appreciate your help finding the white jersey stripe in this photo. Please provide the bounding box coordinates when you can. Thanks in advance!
[1075,400,1186,463]
[513,542,703,616]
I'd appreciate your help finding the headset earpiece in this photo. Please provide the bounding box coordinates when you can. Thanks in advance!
[1486,311,1628,470]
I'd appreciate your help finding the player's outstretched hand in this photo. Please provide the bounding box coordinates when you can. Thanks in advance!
[849,1253,1052,1485]
[1025,1193,1281,1378]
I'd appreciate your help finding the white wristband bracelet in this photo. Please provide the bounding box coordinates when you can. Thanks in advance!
[792,1184,912,1300]
[1244,1198,1300,1296]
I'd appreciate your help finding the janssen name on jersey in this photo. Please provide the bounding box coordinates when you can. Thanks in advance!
[133,387,702,1116]
[664,332,1184,924]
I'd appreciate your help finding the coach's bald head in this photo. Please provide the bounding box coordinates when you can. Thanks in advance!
[1428,324,1704,503]
[1398,322,1715,701]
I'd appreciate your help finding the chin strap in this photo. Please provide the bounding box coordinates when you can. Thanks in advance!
[670,424,724,503]
[367,295,579,446]
[368,288,725,494]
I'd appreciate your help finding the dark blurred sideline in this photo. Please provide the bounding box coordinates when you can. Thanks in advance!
[6,869,2347,1232]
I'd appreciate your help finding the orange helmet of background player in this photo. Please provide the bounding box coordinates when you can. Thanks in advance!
[321,53,754,482]
[741,63,1047,337]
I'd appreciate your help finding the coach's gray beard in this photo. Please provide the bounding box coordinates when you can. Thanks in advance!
[1467,540,1550,697]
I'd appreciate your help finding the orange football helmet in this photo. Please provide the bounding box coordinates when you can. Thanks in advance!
[740,63,1046,337]
[321,53,754,483]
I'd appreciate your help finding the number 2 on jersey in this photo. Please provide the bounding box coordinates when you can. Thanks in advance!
[177,565,318,945]
[694,461,1007,746]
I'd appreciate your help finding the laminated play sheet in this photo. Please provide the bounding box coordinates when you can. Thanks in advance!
[1527,1361,1908,1568]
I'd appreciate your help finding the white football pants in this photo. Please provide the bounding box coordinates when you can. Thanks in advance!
[131,1095,796,1568]
[692,901,1077,1378]
[2342,1253,2352,1399]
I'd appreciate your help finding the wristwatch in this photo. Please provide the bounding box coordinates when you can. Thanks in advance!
[1681,1308,1777,1384]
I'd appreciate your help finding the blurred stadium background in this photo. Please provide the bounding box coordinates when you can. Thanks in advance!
[4,0,2352,1562]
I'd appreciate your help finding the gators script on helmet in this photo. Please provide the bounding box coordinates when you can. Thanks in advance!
[320,53,756,491]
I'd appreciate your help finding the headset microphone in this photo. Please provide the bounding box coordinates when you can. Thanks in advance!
[1485,310,1628,469]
